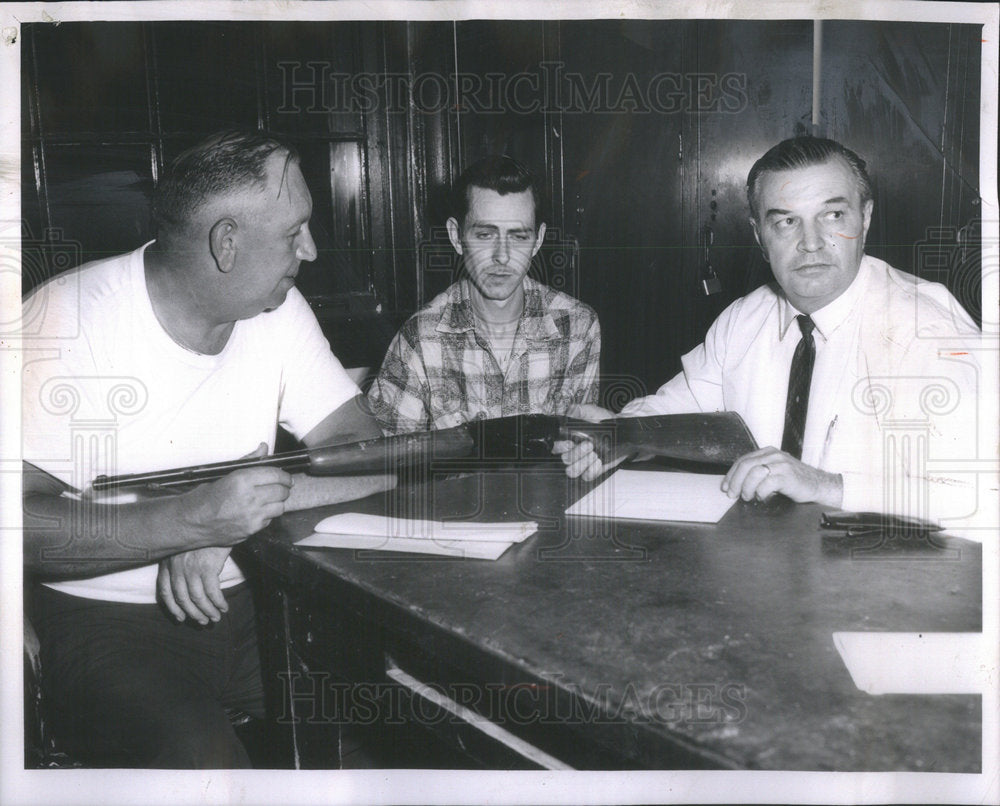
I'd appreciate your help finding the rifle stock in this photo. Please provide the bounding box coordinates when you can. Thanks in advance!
[564,411,758,467]
[89,411,757,493]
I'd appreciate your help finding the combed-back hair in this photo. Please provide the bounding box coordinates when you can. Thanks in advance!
[153,130,298,232]
[451,155,544,227]
[746,136,873,220]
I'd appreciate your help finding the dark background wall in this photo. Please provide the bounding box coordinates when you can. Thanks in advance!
[21,19,982,403]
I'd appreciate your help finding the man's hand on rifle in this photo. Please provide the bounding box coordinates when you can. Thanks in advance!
[553,404,629,481]
[176,442,293,545]
[159,443,291,623]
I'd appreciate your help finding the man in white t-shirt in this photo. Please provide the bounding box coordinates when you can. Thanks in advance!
[22,131,386,767]
[557,137,982,533]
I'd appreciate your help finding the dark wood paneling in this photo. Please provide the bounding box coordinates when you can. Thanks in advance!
[42,143,155,265]
[452,21,551,170]
[558,20,691,403]
[821,21,982,323]
[31,23,150,136]
[262,22,365,137]
[153,22,260,134]
[686,19,815,347]
[21,19,982,379]
[401,22,461,310]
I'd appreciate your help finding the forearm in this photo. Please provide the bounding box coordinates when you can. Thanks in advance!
[23,492,215,578]
[284,473,397,512]
[318,394,384,444]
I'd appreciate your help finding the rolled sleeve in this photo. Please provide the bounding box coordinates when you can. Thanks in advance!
[276,291,360,440]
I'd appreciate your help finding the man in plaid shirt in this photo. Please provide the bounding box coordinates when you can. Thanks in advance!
[368,156,601,435]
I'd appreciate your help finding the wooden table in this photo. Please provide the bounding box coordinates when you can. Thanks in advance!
[247,462,981,771]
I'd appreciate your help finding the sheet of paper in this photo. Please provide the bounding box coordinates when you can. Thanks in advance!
[832,632,984,694]
[313,512,538,543]
[296,532,515,560]
[565,469,735,523]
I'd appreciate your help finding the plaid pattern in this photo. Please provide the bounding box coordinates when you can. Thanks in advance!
[369,277,601,435]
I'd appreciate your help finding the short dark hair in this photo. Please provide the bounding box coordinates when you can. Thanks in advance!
[153,130,299,232]
[451,155,544,228]
[746,136,873,220]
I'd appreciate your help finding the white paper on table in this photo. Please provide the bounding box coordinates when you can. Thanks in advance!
[312,512,537,542]
[295,512,539,559]
[296,532,516,560]
[832,632,984,694]
[565,469,735,523]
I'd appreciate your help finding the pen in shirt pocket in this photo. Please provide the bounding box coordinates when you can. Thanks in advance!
[818,415,838,467]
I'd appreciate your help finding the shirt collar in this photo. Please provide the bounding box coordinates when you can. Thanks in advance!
[778,256,871,342]
[435,277,562,341]
[436,280,476,334]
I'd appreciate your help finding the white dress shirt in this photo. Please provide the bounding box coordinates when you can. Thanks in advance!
[622,256,985,534]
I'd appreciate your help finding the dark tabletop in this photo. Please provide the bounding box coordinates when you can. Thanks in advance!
[256,461,982,771]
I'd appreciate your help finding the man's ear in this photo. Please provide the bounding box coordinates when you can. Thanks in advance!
[209,218,237,273]
[446,217,463,255]
[750,217,768,263]
[531,222,547,257]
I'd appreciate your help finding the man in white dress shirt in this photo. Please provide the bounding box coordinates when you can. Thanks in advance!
[558,136,981,530]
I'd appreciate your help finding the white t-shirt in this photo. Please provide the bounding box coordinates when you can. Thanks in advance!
[22,243,360,602]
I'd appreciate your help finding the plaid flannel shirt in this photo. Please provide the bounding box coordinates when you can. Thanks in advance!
[368,277,601,435]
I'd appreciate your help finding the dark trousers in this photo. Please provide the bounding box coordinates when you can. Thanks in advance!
[28,582,265,768]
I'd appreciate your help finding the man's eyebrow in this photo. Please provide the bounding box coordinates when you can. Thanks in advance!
[470,222,534,231]
[764,197,852,219]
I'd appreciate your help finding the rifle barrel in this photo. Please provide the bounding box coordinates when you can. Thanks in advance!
[90,449,312,491]
[88,424,481,492]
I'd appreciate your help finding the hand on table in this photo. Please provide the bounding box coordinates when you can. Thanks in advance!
[722,447,843,507]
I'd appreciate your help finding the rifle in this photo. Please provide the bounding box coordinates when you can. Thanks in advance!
[90,411,757,493]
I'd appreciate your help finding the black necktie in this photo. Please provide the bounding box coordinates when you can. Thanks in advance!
[781,315,816,460]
